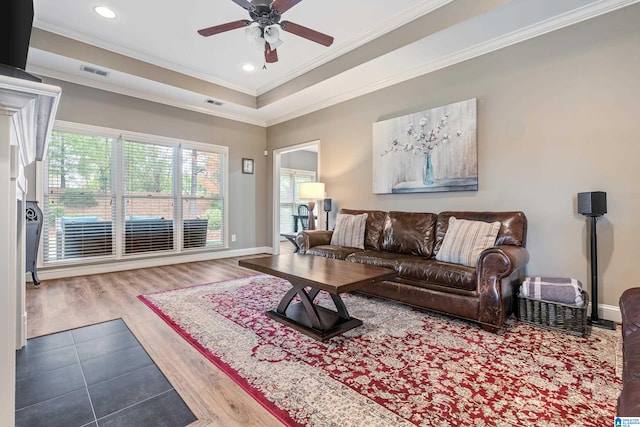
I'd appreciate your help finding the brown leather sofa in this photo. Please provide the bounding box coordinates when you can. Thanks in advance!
[618,287,640,416]
[296,209,529,332]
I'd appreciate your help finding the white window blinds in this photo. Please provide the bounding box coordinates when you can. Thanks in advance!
[42,126,227,265]
[43,131,115,261]
[181,148,225,248]
[122,139,175,254]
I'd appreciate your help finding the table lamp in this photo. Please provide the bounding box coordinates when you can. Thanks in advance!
[299,182,324,230]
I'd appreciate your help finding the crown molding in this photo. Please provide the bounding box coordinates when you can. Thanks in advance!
[33,1,451,99]
[31,0,640,128]
[255,0,452,95]
[32,21,258,97]
[266,0,640,126]
[27,65,267,127]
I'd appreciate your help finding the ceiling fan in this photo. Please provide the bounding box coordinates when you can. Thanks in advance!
[197,0,334,64]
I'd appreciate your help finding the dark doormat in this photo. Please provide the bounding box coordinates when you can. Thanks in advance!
[15,319,197,427]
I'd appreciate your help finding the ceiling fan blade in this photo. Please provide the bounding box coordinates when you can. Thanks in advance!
[197,20,251,37]
[265,42,279,63]
[272,0,303,13]
[231,0,254,11]
[280,21,334,47]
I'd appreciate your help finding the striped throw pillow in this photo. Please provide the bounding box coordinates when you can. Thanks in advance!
[435,217,501,267]
[330,213,368,249]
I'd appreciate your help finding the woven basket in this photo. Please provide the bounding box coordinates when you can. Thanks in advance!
[517,290,588,337]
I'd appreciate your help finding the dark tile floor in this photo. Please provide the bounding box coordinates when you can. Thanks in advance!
[15,319,196,427]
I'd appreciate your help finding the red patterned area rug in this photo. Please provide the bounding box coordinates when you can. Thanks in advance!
[138,275,621,427]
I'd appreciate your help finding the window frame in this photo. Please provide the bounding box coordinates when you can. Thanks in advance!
[37,120,229,266]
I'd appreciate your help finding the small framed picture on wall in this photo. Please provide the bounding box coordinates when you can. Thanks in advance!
[242,158,254,174]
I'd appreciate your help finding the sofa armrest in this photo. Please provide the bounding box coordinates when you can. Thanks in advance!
[482,245,529,274]
[476,245,530,330]
[296,230,333,254]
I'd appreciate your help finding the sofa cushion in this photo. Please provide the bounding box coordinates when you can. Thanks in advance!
[330,213,368,249]
[346,250,416,271]
[434,211,527,254]
[306,245,358,260]
[398,258,477,292]
[435,217,501,267]
[380,211,437,257]
[341,209,388,250]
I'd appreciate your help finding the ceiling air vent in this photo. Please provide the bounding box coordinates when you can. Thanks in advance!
[205,99,223,106]
[80,65,110,77]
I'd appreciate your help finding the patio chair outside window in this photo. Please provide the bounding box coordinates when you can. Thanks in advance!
[297,204,310,231]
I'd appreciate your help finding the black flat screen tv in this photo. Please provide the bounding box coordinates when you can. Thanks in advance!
[0,0,40,81]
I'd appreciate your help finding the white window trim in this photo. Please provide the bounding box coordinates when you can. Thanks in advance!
[37,120,229,267]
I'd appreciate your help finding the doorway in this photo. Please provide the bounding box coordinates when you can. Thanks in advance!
[272,140,319,255]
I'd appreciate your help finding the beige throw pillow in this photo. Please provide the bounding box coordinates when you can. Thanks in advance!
[435,217,501,267]
[330,213,368,249]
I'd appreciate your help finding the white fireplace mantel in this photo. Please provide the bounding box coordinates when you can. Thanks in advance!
[0,74,60,427]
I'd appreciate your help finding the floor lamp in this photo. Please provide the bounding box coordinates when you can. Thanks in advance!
[578,191,616,330]
[299,182,325,231]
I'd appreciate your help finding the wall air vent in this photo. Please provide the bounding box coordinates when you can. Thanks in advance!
[205,99,223,106]
[80,65,110,77]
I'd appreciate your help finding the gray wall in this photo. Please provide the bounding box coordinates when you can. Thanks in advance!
[27,78,269,249]
[267,5,640,307]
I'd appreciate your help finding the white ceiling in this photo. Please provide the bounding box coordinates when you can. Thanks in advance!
[28,0,639,126]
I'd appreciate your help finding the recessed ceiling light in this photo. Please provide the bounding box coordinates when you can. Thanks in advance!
[94,6,117,19]
[242,64,256,72]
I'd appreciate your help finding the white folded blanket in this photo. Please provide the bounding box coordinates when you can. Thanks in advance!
[520,277,584,307]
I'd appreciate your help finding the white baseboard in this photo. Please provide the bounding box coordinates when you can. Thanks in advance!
[595,303,622,323]
[31,250,622,324]
[33,246,274,281]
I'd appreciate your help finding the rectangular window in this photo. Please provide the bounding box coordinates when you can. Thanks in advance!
[42,125,227,265]
[279,168,316,233]
[122,139,175,254]
[181,148,225,248]
[43,131,116,261]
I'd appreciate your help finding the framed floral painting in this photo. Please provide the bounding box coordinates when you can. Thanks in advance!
[372,98,477,194]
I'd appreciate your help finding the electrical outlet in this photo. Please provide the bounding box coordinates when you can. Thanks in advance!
[231,234,236,242]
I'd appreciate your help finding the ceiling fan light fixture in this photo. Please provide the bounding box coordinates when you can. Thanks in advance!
[264,25,283,49]
[254,36,267,50]
[244,25,262,43]
[264,25,280,42]
[268,38,283,49]
[94,6,117,19]
[197,0,334,64]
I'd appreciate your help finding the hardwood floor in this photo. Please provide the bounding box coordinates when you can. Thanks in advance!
[26,256,283,427]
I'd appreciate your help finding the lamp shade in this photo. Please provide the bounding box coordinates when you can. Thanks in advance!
[244,25,266,50]
[264,25,282,49]
[299,182,325,200]
[244,25,262,43]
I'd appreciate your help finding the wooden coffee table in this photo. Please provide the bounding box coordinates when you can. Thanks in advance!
[239,254,396,341]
